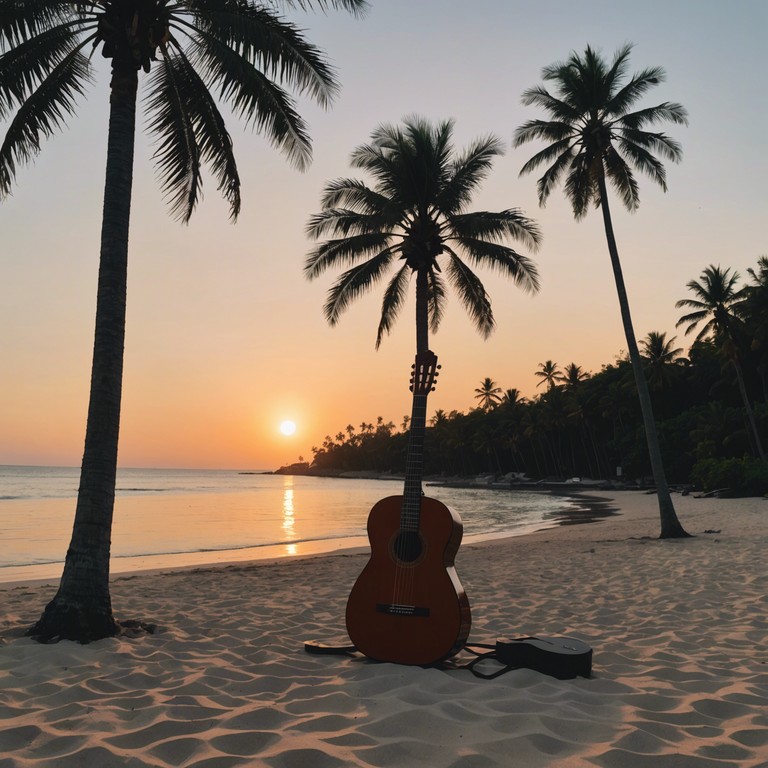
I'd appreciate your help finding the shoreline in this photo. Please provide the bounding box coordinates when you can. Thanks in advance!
[2,491,766,767]
[0,489,618,588]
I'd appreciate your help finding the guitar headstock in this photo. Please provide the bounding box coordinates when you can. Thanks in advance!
[410,350,441,395]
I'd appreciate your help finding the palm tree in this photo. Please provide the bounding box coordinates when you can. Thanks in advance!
[502,388,527,406]
[676,265,764,462]
[535,360,562,390]
[514,44,689,538]
[561,362,589,389]
[640,331,685,391]
[305,116,541,354]
[474,377,503,410]
[0,0,367,642]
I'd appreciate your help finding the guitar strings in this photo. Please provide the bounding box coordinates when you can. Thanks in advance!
[391,387,427,611]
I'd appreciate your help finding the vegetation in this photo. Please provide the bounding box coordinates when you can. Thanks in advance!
[301,257,768,498]
[513,44,689,537]
[305,116,541,353]
[0,0,366,643]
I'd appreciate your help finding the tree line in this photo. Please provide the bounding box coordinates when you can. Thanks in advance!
[3,1,754,639]
[303,256,768,497]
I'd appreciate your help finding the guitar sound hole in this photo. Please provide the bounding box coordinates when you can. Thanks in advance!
[393,531,423,564]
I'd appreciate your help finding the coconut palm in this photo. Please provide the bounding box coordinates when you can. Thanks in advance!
[535,360,562,390]
[305,116,541,354]
[502,388,527,406]
[640,331,685,391]
[676,265,764,461]
[0,0,367,642]
[514,43,689,538]
[561,362,589,389]
[474,377,503,410]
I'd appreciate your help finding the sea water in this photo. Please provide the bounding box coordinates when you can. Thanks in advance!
[0,465,584,582]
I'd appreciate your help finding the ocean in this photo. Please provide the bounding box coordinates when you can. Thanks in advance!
[0,465,588,583]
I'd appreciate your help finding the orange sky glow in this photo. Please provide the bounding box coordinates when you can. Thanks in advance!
[1,1,766,470]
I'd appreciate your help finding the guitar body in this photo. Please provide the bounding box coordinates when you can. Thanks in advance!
[346,494,471,666]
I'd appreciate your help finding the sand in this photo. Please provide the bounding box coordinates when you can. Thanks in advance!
[1,491,767,768]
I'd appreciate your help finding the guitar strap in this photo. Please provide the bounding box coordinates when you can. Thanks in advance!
[304,637,592,680]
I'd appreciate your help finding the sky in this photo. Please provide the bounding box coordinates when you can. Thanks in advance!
[1,0,766,471]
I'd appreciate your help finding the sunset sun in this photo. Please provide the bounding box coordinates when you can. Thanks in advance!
[279,420,297,436]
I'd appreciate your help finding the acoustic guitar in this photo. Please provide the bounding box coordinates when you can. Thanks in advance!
[345,351,471,665]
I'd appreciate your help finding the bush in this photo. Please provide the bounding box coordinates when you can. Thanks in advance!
[691,455,768,497]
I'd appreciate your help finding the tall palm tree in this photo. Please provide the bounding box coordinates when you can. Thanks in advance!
[514,44,689,538]
[0,0,367,642]
[305,116,541,354]
[474,377,503,410]
[676,265,764,462]
[535,360,562,390]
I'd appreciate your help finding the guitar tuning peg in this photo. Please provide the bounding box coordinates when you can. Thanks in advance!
[437,364,442,369]
[431,385,436,391]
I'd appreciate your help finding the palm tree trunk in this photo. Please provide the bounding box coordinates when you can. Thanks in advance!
[732,357,766,462]
[415,268,429,353]
[597,174,689,538]
[29,68,138,641]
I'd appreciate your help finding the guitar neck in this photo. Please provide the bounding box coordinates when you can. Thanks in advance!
[401,394,428,532]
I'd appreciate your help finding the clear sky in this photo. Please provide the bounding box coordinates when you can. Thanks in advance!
[1,0,766,470]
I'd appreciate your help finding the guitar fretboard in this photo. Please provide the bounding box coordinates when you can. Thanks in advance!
[401,392,428,533]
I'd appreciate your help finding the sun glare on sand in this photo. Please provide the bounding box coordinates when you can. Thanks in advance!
[279,420,297,436]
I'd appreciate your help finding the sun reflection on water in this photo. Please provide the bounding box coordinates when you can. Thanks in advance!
[282,478,295,540]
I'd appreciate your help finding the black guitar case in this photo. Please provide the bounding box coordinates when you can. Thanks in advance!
[488,636,592,679]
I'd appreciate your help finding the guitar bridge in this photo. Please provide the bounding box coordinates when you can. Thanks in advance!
[376,603,430,617]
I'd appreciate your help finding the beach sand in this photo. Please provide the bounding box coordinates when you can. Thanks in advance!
[1,491,767,767]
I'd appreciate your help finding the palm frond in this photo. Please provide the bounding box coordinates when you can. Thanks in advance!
[0,0,75,48]
[319,177,394,217]
[349,136,404,199]
[520,141,575,204]
[675,310,714,340]
[448,209,542,252]
[277,0,369,16]
[305,208,393,238]
[375,264,410,348]
[189,21,314,170]
[445,253,494,338]
[189,1,339,106]
[0,46,90,197]
[603,145,640,210]
[513,119,574,149]
[618,102,689,131]
[145,50,204,222]
[519,85,579,122]
[447,239,540,294]
[324,249,394,325]
[426,268,446,334]
[438,133,504,214]
[0,17,94,117]
[615,135,668,190]
[607,64,666,115]
[304,234,395,278]
[559,152,594,218]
